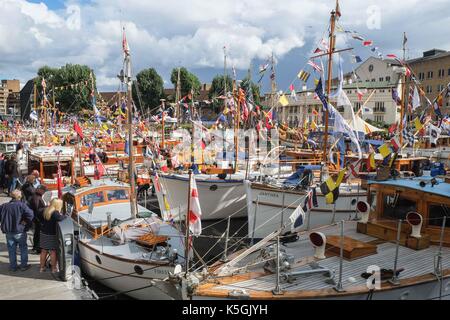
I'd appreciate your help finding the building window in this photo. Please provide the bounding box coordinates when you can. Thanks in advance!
[347,90,352,94]
[426,85,432,94]
[438,84,444,92]
[379,77,384,82]
[353,102,361,112]
[438,69,445,78]
[386,76,391,82]
[375,115,384,122]
[371,79,376,82]
[448,69,450,76]
[427,71,433,79]
[374,102,385,112]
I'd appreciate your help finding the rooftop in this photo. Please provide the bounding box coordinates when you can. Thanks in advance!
[407,49,450,64]
[368,177,450,199]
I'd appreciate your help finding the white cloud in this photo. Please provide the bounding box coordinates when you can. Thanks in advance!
[0,0,449,90]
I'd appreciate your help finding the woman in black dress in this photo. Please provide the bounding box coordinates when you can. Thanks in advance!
[39,198,66,273]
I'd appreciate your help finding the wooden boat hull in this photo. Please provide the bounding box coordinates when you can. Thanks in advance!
[191,276,450,300]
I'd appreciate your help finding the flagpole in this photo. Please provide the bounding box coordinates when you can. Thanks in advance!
[322,6,337,165]
[122,38,138,219]
[400,32,407,148]
[185,169,193,277]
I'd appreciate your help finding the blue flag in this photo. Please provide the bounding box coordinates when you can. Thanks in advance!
[315,78,328,111]
[124,139,129,155]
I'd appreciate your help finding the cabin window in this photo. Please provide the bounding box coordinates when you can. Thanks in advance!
[106,189,129,201]
[64,197,75,215]
[428,204,450,228]
[383,194,417,220]
[368,191,377,212]
[80,192,105,207]
[28,158,41,175]
[43,161,71,179]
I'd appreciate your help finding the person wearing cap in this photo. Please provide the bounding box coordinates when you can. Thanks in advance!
[29,185,48,254]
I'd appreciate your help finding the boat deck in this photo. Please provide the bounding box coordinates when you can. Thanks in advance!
[209,221,450,294]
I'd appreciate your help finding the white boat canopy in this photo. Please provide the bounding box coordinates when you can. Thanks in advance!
[348,114,383,134]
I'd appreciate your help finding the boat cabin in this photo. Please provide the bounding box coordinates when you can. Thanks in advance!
[0,141,18,155]
[62,181,152,239]
[27,146,76,189]
[361,177,450,247]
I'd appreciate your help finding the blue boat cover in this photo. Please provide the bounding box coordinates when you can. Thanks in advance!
[284,165,321,186]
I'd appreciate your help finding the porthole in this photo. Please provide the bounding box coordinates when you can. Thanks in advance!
[134,265,144,275]
[351,199,357,206]
[95,255,102,264]
[209,185,218,191]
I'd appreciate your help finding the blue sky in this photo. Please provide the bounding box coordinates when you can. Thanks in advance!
[1,0,449,96]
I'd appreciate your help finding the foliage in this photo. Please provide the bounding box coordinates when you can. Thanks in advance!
[132,68,165,113]
[240,77,261,105]
[170,67,201,99]
[35,64,95,113]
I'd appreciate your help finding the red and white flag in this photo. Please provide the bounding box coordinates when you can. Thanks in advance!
[56,151,63,199]
[74,121,84,139]
[363,40,373,47]
[94,153,105,180]
[122,27,130,57]
[390,136,401,152]
[189,174,202,236]
[307,60,322,73]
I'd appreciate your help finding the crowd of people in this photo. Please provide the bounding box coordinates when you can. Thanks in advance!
[0,149,67,275]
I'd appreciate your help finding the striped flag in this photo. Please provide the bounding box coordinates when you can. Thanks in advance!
[297,70,311,82]
[308,60,323,73]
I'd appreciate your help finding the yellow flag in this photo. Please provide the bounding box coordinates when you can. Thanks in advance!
[279,94,289,107]
[378,143,392,158]
[314,79,320,86]
[414,117,423,131]
[311,120,317,130]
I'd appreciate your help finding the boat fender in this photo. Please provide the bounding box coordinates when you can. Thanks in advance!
[56,218,75,282]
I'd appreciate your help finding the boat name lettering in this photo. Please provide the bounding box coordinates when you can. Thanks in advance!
[260,192,279,198]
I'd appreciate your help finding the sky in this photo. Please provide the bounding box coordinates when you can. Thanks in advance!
[0,0,449,94]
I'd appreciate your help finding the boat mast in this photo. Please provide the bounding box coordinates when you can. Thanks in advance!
[123,28,137,219]
[43,81,48,145]
[322,3,337,164]
[161,98,166,149]
[399,32,407,147]
[176,67,181,123]
[223,46,227,114]
[234,66,240,173]
[33,83,37,128]
[185,169,192,277]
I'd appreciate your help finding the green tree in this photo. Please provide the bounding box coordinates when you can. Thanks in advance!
[170,67,201,99]
[132,68,165,113]
[35,64,95,113]
[240,77,261,105]
[208,75,233,113]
